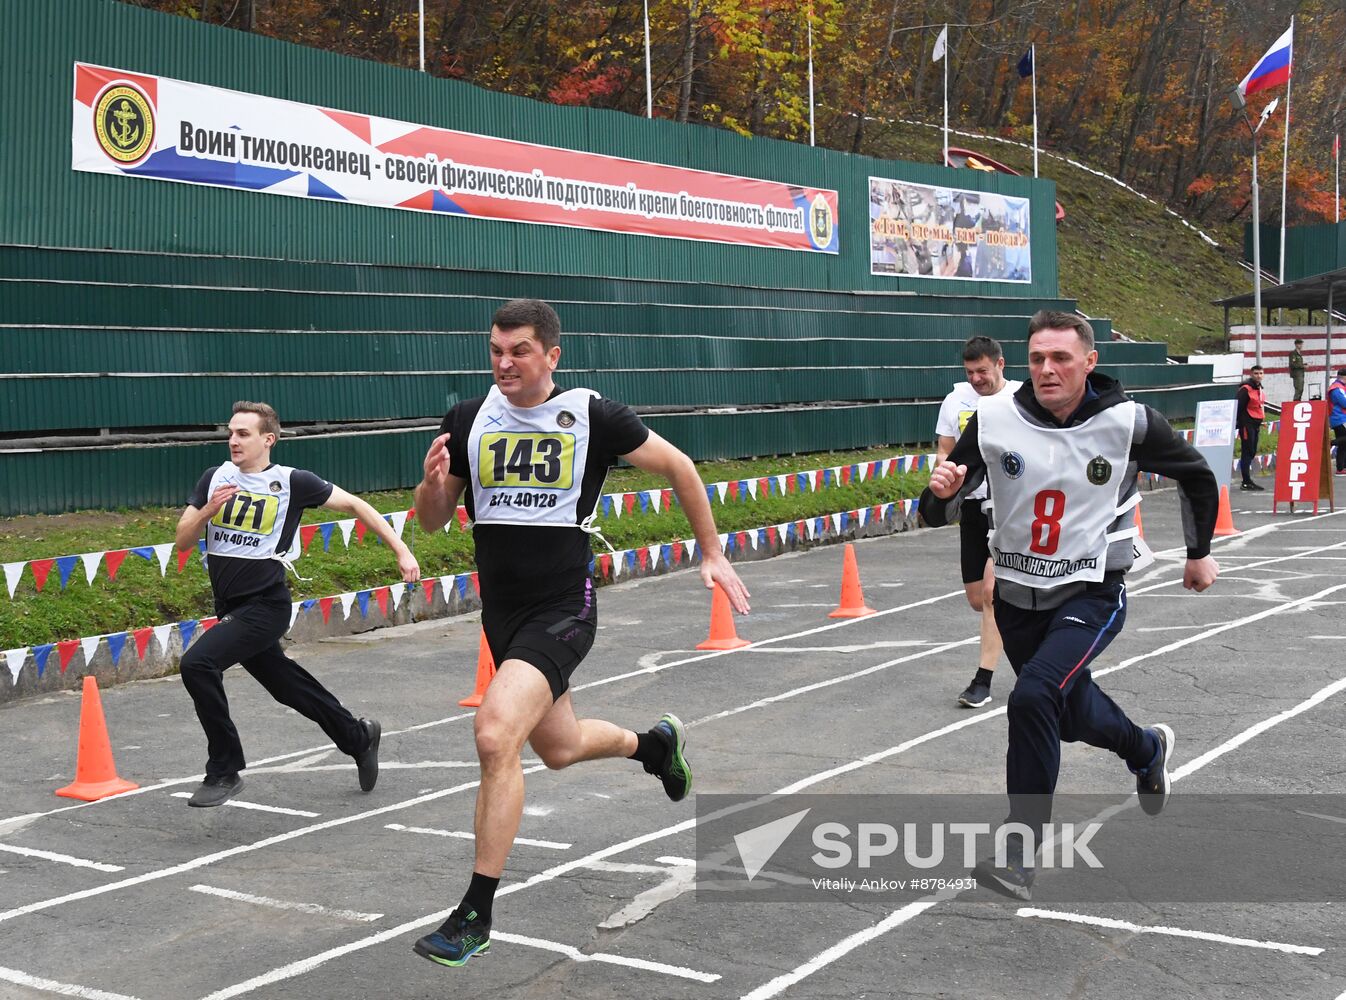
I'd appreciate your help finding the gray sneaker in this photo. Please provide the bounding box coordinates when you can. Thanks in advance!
[1132,723,1175,816]
[188,773,244,808]
[958,676,992,708]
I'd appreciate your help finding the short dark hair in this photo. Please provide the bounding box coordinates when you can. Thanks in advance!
[231,400,280,438]
[962,335,1003,364]
[1294,338,1304,345]
[1250,364,1264,373]
[492,298,561,349]
[1337,367,1346,378]
[1027,310,1095,352]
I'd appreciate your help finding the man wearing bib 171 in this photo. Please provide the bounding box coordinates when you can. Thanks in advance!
[920,312,1219,901]
[411,299,751,968]
[175,401,421,808]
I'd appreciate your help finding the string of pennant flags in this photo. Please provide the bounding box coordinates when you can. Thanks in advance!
[2,498,921,686]
[2,451,936,599]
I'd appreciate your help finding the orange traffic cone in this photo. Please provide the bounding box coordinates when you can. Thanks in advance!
[459,630,497,708]
[1135,499,1145,540]
[1213,484,1240,537]
[696,583,750,650]
[55,676,138,801]
[829,543,876,618]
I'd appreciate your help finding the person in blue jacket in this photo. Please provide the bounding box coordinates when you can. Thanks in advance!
[1329,368,1346,475]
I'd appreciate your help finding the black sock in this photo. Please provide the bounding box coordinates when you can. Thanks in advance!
[973,667,994,686]
[460,871,500,923]
[629,730,663,768]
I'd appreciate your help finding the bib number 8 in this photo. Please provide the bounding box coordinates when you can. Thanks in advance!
[1029,489,1066,555]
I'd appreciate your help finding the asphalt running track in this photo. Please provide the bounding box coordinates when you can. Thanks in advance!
[1,486,1344,1000]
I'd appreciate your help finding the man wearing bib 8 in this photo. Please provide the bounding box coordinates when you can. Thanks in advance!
[920,311,1219,901]
[933,336,1022,709]
[175,401,421,808]
[411,299,751,968]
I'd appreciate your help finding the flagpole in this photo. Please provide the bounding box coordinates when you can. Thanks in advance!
[1336,134,1341,224]
[643,0,653,118]
[807,2,816,146]
[1252,128,1264,365]
[942,24,949,166]
[1278,16,1293,284]
[1031,43,1038,177]
[418,0,425,72]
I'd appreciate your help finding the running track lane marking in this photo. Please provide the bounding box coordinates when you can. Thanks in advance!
[186,576,1346,999]
[0,843,123,872]
[1014,908,1324,956]
[167,793,319,817]
[384,823,571,850]
[0,965,142,1000]
[490,930,720,982]
[188,884,384,923]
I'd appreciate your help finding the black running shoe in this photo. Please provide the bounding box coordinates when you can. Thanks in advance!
[355,718,380,792]
[1132,723,1175,816]
[645,713,692,802]
[413,907,491,967]
[188,773,244,808]
[972,856,1035,901]
[957,676,992,708]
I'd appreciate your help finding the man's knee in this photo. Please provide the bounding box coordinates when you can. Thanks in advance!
[474,714,526,768]
[179,646,216,684]
[1007,673,1060,724]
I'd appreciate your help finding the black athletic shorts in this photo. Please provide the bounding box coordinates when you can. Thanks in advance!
[958,498,992,584]
[481,578,597,701]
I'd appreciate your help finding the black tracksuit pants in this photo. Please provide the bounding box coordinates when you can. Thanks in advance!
[180,593,369,779]
[993,579,1157,849]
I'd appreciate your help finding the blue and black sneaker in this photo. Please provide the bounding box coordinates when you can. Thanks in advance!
[645,713,692,802]
[972,855,1035,901]
[1131,723,1175,817]
[413,907,491,967]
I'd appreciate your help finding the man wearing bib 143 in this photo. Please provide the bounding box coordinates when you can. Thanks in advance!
[175,401,421,808]
[920,312,1219,900]
[411,299,751,967]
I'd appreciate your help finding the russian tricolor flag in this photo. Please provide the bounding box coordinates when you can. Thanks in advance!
[1238,24,1293,97]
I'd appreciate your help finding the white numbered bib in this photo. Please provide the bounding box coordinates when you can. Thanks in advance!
[204,464,298,562]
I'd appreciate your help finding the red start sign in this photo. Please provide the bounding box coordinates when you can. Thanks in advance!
[1273,400,1335,512]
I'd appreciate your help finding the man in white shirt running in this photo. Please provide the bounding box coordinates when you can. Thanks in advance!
[933,336,1021,708]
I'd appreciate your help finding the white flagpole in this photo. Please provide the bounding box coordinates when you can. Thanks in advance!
[1278,16,1293,284]
[942,24,949,165]
[643,0,653,118]
[1337,134,1341,224]
[418,0,425,72]
[807,2,816,146]
[1031,43,1038,177]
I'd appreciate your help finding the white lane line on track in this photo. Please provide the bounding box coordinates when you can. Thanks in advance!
[0,965,142,999]
[167,793,319,818]
[0,843,124,873]
[490,930,720,982]
[1014,908,1324,956]
[193,564,1346,999]
[384,823,571,850]
[188,884,384,923]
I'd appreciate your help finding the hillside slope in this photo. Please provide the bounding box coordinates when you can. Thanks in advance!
[864,120,1249,354]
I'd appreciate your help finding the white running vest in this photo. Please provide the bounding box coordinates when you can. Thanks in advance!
[466,386,597,528]
[203,463,300,562]
[978,392,1137,589]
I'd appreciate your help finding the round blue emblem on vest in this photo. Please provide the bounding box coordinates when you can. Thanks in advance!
[1001,451,1025,479]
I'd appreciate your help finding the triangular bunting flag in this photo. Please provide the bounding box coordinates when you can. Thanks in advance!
[56,555,79,590]
[648,490,662,513]
[647,544,662,568]
[106,632,128,666]
[775,475,787,495]
[662,489,673,509]
[440,575,454,600]
[683,539,697,561]
[623,493,637,516]
[767,526,779,546]
[104,549,129,581]
[715,482,728,502]
[289,603,300,631]
[152,543,173,575]
[746,479,758,499]
[661,543,673,566]
[637,547,648,570]
[612,551,623,577]
[176,547,193,572]
[200,617,218,632]
[32,643,53,678]
[736,531,749,551]
[455,575,468,598]
[470,573,480,596]
[728,481,740,500]
[805,518,817,540]
[80,635,100,667]
[3,562,23,598]
[319,597,334,623]
[626,550,637,573]
[598,553,612,579]
[152,624,173,655]
[422,577,437,604]
[300,524,319,551]
[339,592,356,620]
[389,510,409,539]
[669,542,682,566]
[455,506,469,530]
[133,627,153,660]
[319,522,336,551]
[717,532,729,552]
[80,552,103,586]
[4,647,28,684]
[831,513,842,533]
[338,519,355,547]
[356,590,370,618]
[354,521,368,543]
[374,587,389,618]
[390,582,406,611]
[57,639,80,672]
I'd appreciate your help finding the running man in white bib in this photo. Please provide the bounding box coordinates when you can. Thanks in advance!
[920,311,1219,901]
[411,299,750,968]
[933,336,1022,708]
[174,401,421,808]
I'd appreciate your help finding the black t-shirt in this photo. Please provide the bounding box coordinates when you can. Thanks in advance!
[441,387,650,607]
[188,464,334,606]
